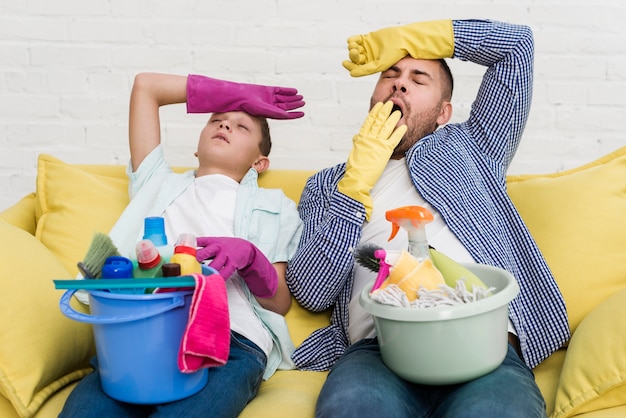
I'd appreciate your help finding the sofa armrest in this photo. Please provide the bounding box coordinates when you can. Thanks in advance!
[0,193,37,235]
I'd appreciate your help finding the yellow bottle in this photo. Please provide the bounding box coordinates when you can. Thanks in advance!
[169,233,202,275]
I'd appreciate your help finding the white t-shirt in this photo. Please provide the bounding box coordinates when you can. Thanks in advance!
[163,174,272,358]
[348,159,514,343]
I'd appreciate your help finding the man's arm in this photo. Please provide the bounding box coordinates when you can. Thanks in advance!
[128,73,187,172]
[286,168,364,312]
[452,20,534,168]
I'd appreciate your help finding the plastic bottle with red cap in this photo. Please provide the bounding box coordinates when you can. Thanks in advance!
[133,239,165,279]
[169,233,202,275]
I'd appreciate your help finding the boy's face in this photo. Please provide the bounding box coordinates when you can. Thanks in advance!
[196,111,267,179]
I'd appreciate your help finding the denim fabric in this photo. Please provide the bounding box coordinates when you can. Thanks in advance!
[316,338,546,418]
[59,332,266,418]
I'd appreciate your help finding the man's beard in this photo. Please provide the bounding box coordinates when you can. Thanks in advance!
[390,106,441,159]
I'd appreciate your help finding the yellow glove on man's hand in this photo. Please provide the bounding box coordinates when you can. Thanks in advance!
[337,101,407,221]
[343,19,454,77]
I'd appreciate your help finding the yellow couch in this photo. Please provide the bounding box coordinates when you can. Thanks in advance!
[1,148,625,418]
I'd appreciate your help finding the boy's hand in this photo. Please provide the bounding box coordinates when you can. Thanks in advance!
[186,75,305,119]
[196,236,278,298]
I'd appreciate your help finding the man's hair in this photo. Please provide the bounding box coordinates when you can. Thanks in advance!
[257,117,272,156]
[438,59,454,101]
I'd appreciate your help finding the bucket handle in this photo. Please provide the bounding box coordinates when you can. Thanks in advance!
[59,289,187,325]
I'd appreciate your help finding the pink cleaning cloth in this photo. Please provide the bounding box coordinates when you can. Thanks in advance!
[178,273,230,373]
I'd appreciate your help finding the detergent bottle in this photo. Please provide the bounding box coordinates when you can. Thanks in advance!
[143,216,168,246]
[142,216,174,261]
[170,233,202,275]
[133,239,165,278]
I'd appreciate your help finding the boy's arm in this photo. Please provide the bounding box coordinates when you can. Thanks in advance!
[255,262,291,315]
[128,73,187,172]
[128,73,306,172]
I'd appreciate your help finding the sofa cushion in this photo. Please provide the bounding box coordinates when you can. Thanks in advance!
[0,220,95,418]
[35,154,129,275]
[507,146,626,335]
[550,287,626,418]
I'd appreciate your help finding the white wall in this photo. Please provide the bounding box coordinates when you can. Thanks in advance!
[1,0,625,211]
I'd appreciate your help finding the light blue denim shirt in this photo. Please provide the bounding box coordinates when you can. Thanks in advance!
[108,145,303,379]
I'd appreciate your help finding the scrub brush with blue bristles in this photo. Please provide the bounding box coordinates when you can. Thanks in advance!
[77,232,120,279]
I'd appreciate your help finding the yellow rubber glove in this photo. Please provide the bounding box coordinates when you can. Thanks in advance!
[343,19,454,77]
[337,101,407,221]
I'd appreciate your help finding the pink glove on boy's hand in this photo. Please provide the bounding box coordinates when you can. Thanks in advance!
[195,237,278,298]
[186,74,305,120]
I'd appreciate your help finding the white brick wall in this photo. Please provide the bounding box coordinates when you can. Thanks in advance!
[1,0,625,211]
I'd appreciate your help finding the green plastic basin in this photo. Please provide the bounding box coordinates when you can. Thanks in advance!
[359,263,520,385]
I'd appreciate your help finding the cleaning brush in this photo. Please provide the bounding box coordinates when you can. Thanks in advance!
[352,243,384,272]
[77,232,120,279]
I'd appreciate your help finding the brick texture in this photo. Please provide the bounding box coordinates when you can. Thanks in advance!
[1,0,625,210]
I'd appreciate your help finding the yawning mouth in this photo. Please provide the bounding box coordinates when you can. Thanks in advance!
[391,103,403,118]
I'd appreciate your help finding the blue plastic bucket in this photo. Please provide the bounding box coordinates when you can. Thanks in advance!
[60,289,209,404]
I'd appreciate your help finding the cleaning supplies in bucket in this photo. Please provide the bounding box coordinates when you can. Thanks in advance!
[58,270,230,405]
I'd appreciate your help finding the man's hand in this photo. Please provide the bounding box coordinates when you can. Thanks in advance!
[337,101,407,220]
[342,19,454,77]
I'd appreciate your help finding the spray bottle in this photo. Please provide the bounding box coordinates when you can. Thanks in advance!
[385,206,434,261]
[385,205,488,291]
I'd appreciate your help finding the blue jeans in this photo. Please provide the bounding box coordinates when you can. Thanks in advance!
[59,332,266,418]
[316,338,546,418]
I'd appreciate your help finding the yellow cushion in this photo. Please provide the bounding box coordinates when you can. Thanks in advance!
[239,370,327,418]
[0,193,37,235]
[35,155,129,275]
[550,287,626,418]
[533,348,567,416]
[507,146,626,334]
[0,220,95,418]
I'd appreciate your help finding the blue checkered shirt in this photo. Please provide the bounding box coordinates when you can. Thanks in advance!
[286,19,570,371]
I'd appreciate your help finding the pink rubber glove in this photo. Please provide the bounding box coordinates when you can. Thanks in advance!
[195,237,278,298]
[186,74,305,120]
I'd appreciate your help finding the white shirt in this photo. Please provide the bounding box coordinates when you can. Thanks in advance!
[163,174,273,358]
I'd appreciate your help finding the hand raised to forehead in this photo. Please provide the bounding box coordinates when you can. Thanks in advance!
[187,74,305,119]
[342,20,454,78]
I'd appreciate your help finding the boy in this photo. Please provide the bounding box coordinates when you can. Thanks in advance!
[60,72,305,417]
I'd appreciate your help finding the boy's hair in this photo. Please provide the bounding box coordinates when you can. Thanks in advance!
[257,117,272,156]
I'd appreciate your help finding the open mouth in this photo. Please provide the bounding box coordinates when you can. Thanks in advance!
[391,104,403,118]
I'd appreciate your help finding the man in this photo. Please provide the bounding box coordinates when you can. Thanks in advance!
[287,19,570,417]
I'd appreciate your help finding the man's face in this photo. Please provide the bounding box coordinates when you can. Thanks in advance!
[370,56,451,158]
